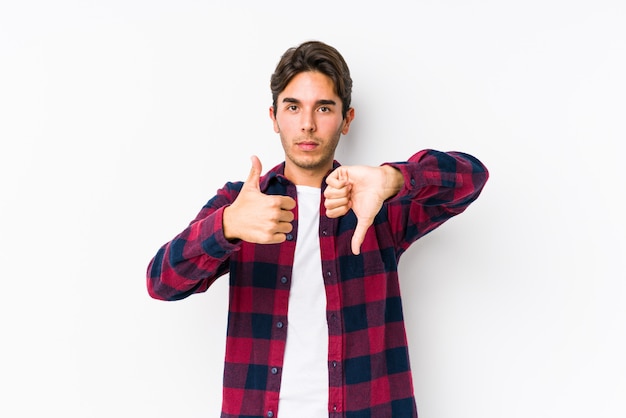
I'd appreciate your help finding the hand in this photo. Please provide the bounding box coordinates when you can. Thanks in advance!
[324,165,403,255]
[223,156,296,244]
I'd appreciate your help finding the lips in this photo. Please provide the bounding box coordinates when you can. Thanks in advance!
[296,141,319,151]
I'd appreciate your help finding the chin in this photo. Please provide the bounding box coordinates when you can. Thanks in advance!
[287,149,333,171]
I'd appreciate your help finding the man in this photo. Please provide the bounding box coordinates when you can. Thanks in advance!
[147,40,489,418]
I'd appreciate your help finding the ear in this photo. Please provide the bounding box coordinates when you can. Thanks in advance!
[341,107,355,135]
[269,106,280,133]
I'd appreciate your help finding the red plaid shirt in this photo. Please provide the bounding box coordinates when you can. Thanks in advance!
[147,149,489,418]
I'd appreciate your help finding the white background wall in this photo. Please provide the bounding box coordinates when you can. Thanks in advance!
[1,1,624,417]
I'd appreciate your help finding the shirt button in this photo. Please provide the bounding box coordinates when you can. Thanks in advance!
[322,230,328,236]
[332,360,337,368]
[410,178,416,186]
[280,276,288,284]
[267,411,274,418]
[333,405,337,411]
[326,271,331,277]
[286,234,293,241]
[271,367,278,374]
[276,322,284,329]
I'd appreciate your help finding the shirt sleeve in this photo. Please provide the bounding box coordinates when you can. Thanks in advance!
[146,182,243,301]
[383,149,489,253]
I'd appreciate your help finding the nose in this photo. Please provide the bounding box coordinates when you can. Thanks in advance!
[301,111,316,132]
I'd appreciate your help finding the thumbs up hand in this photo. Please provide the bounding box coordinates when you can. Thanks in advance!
[324,165,403,255]
[223,155,296,244]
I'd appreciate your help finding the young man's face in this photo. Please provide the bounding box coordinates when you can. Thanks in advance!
[269,71,354,186]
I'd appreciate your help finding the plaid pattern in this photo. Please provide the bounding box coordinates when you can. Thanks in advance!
[147,149,489,418]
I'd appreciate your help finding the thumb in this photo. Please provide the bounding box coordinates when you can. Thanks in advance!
[351,218,370,255]
[244,155,262,191]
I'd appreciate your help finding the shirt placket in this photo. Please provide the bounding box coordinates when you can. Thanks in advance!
[319,213,344,416]
[262,178,297,418]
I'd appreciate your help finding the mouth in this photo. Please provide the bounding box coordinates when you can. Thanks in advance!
[296,141,319,151]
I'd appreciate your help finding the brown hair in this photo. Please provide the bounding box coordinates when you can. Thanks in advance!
[270,40,353,118]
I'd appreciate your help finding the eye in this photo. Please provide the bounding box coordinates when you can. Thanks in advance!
[318,106,330,113]
[287,105,298,112]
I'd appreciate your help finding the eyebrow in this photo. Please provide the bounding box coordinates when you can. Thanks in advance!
[282,97,337,106]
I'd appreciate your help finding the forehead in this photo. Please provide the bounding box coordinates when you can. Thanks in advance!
[279,71,339,101]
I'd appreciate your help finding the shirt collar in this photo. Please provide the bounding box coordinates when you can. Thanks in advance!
[259,160,342,192]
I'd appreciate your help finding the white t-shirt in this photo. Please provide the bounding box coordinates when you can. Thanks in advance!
[278,186,329,418]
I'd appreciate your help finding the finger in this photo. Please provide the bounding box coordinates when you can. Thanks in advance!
[274,221,294,234]
[324,184,342,198]
[325,205,349,219]
[277,208,295,223]
[351,219,371,255]
[325,177,349,190]
[278,196,297,210]
[244,155,262,191]
[325,167,349,188]
[263,234,288,245]
[324,196,350,211]
[324,186,350,200]
[266,225,294,244]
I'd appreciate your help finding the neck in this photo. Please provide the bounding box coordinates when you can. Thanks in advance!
[286,171,325,187]
[284,164,329,187]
